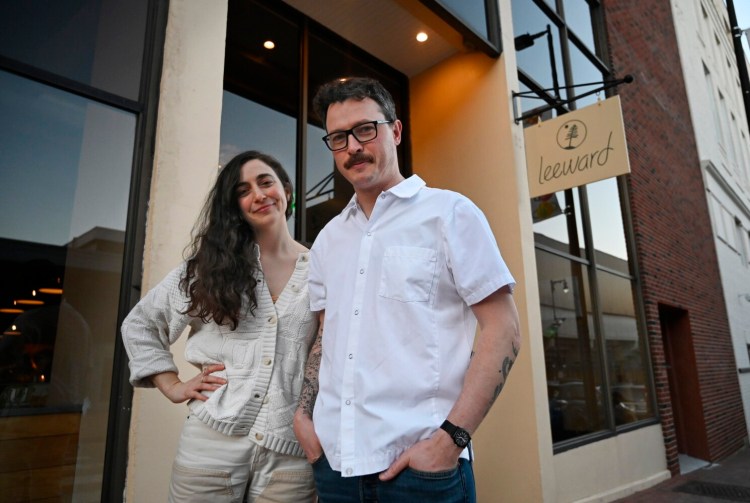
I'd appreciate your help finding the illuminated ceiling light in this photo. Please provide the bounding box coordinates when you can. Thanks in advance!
[416,32,428,43]
[263,40,275,50]
[0,308,23,314]
[38,287,63,295]
[14,299,44,306]
[3,330,21,336]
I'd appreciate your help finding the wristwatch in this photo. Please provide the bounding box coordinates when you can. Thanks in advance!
[440,420,471,448]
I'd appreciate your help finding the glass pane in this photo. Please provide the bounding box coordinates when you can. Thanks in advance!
[532,188,587,259]
[0,70,134,500]
[601,273,655,425]
[437,0,488,38]
[0,0,148,101]
[585,178,629,268]
[512,0,567,102]
[225,0,300,118]
[537,250,606,442]
[562,0,596,50]
[219,92,298,235]
[568,42,604,108]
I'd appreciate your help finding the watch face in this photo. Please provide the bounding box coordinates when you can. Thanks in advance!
[454,429,470,447]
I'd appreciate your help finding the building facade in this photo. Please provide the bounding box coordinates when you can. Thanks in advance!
[671,0,750,441]
[0,0,746,501]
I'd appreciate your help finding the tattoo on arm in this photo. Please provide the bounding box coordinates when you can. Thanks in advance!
[298,324,323,417]
[485,341,520,416]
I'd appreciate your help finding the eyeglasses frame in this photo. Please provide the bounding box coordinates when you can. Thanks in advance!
[321,120,394,151]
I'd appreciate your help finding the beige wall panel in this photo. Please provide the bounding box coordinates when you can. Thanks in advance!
[125,1,228,501]
[554,424,669,502]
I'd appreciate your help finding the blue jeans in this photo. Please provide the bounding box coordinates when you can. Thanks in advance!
[312,454,476,503]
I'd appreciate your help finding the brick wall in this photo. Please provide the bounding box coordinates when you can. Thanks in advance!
[602,0,747,474]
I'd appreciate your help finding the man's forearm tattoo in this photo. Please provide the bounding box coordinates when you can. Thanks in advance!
[485,341,520,415]
[298,326,322,418]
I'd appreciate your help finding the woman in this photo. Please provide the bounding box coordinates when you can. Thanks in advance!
[121,151,317,502]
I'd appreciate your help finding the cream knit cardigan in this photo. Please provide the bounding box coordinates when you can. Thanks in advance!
[121,251,316,457]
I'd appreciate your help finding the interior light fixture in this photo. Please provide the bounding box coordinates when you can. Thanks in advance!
[416,32,428,43]
[0,308,23,314]
[14,299,44,306]
[263,40,275,50]
[38,287,63,295]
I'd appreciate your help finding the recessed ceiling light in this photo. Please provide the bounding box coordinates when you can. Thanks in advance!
[263,40,275,50]
[416,32,428,43]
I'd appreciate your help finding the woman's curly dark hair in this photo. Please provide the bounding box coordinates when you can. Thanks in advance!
[180,150,294,330]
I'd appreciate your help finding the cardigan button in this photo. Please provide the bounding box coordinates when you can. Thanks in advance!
[255,433,264,441]
[264,358,273,366]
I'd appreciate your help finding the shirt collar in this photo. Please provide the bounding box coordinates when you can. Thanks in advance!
[342,175,426,219]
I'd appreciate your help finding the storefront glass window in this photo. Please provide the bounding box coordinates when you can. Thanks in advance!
[436,0,488,38]
[516,0,656,449]
[0,69,135,501]
[0,0,148,101]
[512,1,567,102]
[538,250,606,442]
[562,0,596,49]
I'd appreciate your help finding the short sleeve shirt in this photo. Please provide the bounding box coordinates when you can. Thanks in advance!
[309,175,515,477]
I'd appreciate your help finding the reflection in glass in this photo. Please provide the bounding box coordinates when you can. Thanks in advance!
[586,178,629,266]
[537,250,605,442]
[512,0,567,102]
[602,273,654,425]
[437,0,488,38]
[562,0,596,49]
[532,189,586,259]
[0,0,148,101]
[219,92,298,234]
[568,42,604,109]
[0,71,134,500]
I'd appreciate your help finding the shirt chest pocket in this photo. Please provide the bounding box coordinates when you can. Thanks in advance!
[378,246,437,302]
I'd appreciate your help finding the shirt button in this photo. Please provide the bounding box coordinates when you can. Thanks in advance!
[255,433,264,441]
[354,309,359,315]
[346,468,353,475]
[367,232,372,236]
[380,194,386,199]
[348,353,353,359]
[359,269,364,274]
[346,399,351,405]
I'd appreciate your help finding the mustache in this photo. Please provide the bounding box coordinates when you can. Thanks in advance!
[344,153,374,169]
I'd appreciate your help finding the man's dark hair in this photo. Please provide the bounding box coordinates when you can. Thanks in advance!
[313,77,397,128]
[180,150,293,329]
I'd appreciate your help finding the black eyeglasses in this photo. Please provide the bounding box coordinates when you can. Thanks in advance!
[321,120,393,151]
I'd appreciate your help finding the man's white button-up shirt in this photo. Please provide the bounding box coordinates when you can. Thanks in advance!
[309,175,515,477]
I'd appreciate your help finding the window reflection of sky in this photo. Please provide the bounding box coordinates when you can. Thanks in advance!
[0,70,134,246]
[534,179,628,261]
[512,0,566,101]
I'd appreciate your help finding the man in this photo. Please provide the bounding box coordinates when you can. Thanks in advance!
[294,76,520,502]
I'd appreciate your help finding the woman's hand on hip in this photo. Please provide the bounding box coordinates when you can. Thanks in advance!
[151,364,227,403]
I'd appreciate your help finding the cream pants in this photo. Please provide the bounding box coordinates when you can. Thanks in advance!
[169,415,315,503]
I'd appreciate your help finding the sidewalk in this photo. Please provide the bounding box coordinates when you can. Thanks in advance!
[614,447,750,502]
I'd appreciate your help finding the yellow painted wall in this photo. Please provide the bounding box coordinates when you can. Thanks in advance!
[408,34,553,502]
[125,1,227,501]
